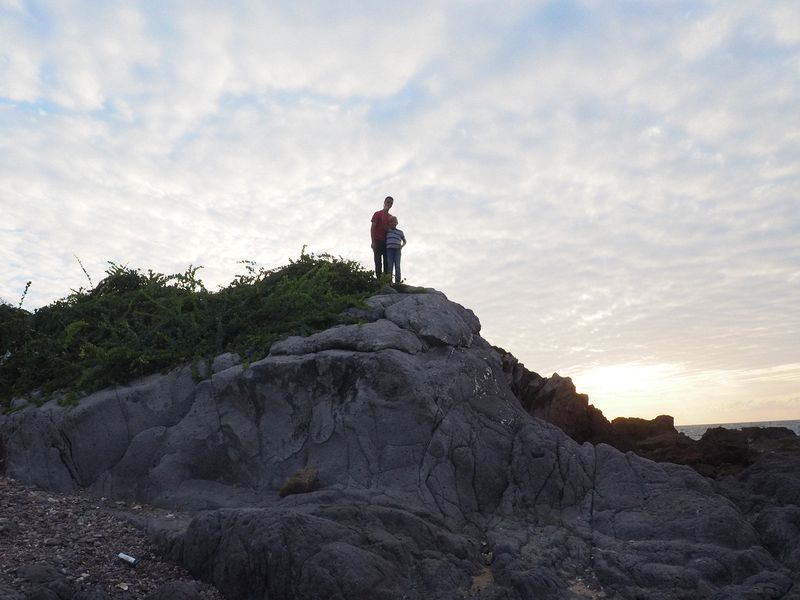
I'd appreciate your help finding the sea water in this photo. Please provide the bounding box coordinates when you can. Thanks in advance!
[676,419,800,441]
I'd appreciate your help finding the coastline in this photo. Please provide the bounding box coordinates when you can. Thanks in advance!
[676,418,800,440]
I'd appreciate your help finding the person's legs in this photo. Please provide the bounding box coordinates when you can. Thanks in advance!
[385,247,397,281]
[373,240,386,277]
[385,248,401,283]
[393,250,401,283]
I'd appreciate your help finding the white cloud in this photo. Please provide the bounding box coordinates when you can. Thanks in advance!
[0,44,42,101]
[1,1,798,424]
[676,5,741,60]
[232,4,446,97]
[768,3,800,45]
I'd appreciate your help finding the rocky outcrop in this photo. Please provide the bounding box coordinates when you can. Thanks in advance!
[497,348,681,452]
[609,414,677,442]
[630,425,800,478]
[495,349,613,444]
[716,453,800,581]
[497,349,800,478]
[2,290,799,599]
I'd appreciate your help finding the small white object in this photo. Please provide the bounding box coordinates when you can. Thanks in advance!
[117,552,139,566]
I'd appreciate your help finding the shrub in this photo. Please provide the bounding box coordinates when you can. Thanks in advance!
[0,252,380,410]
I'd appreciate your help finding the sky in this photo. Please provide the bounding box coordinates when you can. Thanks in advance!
[1,0,798,426]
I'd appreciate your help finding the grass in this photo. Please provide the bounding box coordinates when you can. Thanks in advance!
[0,252,382,411]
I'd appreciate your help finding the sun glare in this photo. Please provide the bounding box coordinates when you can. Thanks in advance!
[571,362,686,421]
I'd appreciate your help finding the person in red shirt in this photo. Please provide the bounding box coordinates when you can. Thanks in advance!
[370,196,394,277]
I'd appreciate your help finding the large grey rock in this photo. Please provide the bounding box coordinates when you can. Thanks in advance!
[270,319,423,355]
[2,291,799,599]
[384,293,480,347]
[210,351,241,374]
[716,454,800,578]
[341,291,406,322]
[1,365,198,491]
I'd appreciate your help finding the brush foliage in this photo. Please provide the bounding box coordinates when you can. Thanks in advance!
[0,252,380,410]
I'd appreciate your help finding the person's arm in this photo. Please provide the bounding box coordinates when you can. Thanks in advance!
[401,232,407,248]
[370,218,377,248]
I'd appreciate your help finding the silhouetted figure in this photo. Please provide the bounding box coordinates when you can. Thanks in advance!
[370,196,394,277]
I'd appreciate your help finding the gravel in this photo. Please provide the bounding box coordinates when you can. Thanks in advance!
[0,477,224,599]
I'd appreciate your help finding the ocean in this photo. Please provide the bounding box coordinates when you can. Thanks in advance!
[675,419,800,441]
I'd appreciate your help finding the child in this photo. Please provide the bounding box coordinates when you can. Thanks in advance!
[385,216,407,284]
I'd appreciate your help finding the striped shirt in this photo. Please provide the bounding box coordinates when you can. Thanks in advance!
[385,228,406,249]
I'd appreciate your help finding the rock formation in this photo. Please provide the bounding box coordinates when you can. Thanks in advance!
[495,349,613,444]
[497,349,800,478]
[2,289,799,599]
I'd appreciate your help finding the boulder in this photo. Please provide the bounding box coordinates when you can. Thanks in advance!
[610,414,677,441]
[2,290,799,599]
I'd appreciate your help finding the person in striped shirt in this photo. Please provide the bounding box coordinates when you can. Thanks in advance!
[385,216,407,284]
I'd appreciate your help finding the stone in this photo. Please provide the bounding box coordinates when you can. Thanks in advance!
[610,414,677,441]
[0,586,23,600]
[384,293,480,347]
[2,290,799,599]
[210,352,241,374]
[15,563,76,599]
[340,292,406,322]
[269,319,424,355]
[144,581,200,600]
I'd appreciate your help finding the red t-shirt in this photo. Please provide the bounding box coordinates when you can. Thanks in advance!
[371,210,391,241]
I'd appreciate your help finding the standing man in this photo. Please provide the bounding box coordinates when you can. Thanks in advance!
[370,196,394,277]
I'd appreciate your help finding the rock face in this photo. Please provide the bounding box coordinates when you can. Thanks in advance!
[716,453,800,577]
[495,349,613,445]
[2,290,799,599]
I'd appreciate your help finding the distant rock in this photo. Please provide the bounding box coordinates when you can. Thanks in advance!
[610,414,677,442]
[495,349,612,444]
[496,348,800,478]
[2,290,799,599]
[604,424,800,479]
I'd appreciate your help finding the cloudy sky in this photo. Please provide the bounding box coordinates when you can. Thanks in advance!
[2,0,798,425]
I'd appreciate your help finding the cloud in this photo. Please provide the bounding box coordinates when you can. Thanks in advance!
[1,1,798,424]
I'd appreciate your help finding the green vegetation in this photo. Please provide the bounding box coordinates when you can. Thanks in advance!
[0,252,381,410]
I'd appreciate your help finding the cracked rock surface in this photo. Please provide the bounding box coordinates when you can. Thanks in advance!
[2,291,799,599]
